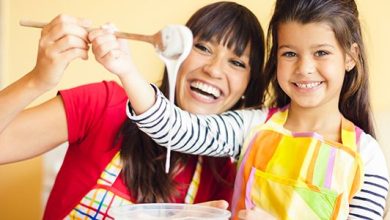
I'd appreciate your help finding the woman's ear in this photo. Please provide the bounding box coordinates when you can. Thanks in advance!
[345,43,359,72]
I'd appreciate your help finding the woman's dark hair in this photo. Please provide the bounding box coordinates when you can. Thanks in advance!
[119,1,265,202]
[264,0,375,136]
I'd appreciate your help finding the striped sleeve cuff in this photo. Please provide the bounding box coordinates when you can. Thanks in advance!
[126,83,166,124]
[349,174,389,219]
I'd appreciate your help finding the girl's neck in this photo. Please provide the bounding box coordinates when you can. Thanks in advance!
[283,103,342,142]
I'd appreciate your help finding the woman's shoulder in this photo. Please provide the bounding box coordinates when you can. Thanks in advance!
[60,80,127,106]
[61,80,123,93]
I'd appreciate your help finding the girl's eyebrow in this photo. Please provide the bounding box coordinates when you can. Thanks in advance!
[277,43,335,50]
[312,43,335,49]
[278,44,294,50]
[278,45,289,48]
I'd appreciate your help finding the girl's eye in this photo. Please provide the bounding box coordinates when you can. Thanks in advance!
[315,50,329,57]
[194,43,211,54]
[230,60,246,68]
[282,51,296,57]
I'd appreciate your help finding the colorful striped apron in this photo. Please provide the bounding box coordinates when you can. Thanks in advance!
[232,108,363,220]
[65,152,203,219]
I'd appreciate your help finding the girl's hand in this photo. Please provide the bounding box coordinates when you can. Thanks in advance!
[238,207,276,220]
[89,23,155,115]
[88,23,138,79]
[32,14,91,91]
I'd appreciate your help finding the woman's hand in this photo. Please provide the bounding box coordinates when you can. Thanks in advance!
[88,23,138,79]
[196,200,229,210]
[32,14,91,91]
[238,207,276,220]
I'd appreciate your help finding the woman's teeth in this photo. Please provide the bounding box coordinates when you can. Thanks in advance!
[190,81,221,99]
[295,82,322,89]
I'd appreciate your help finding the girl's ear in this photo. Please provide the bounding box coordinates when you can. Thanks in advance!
[345,43,358,72]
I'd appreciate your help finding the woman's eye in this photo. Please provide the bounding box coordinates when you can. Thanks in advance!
[194,43,211,54]
[315,50,329,57]
[282,51,296,57]
[230,60,246,68]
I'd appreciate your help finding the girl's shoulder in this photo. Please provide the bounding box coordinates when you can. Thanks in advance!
[358,131,389,178]
[357,130,382,156]
[231,107,270,122]
[229,107,270,136]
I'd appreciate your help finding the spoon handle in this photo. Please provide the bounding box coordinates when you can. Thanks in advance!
[19,19,158,45]
[19,20,47,29]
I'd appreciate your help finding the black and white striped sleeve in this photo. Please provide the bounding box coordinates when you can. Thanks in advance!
[126,84,267,160]
[348,134,389,219]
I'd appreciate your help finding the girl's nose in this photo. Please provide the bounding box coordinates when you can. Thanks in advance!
[203,57,224,78]
[296,56,315,75]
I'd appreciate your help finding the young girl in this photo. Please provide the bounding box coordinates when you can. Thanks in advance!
[92,0,388,219]
[0,2,266,219]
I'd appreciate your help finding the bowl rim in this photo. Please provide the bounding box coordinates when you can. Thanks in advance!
[109,202,231,218]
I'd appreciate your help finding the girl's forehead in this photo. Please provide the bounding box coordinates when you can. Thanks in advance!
[277,21,337,46]
[278,21,333,32]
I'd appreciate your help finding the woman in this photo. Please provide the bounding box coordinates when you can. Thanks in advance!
[0,2,265,219]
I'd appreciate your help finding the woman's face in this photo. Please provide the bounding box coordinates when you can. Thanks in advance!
[175,38,251,114]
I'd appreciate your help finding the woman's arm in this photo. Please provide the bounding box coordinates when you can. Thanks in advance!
[0,14,91,164]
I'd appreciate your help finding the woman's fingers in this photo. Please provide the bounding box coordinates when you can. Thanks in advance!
[32,14,92,89]
[38,14,91,64]
[44,34,89,56]
[196,200,229,210]
[40,14,91,50]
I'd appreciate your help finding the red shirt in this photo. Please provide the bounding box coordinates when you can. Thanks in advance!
[43,81,236,219]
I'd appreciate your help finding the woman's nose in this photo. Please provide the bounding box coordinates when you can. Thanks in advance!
[203,57,224,78]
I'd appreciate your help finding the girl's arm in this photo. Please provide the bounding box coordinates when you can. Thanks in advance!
[126,89,259,159]
[88,25,156,115]
[348,135,389,219]
[0,14,91,164]
[89,24,267,159]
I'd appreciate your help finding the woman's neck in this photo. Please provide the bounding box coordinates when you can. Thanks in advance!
[283,103,342,142]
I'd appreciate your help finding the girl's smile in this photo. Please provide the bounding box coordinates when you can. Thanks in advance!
[292,81,323,91]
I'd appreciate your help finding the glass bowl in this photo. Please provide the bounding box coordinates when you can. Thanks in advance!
[109,203,231,220]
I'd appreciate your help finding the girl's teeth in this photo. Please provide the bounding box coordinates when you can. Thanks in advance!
[295,82,321,89]
[190,81,221,98]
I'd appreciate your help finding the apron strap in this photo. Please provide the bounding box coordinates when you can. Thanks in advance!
[96,151,203,202]
[97,152,123,186]
[184,156,203,204]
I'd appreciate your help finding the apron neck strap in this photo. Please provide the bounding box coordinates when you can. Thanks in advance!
[266,107,357,151]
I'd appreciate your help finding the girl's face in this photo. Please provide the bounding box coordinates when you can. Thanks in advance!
[175,38,251,114]
[276,21,354,111]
